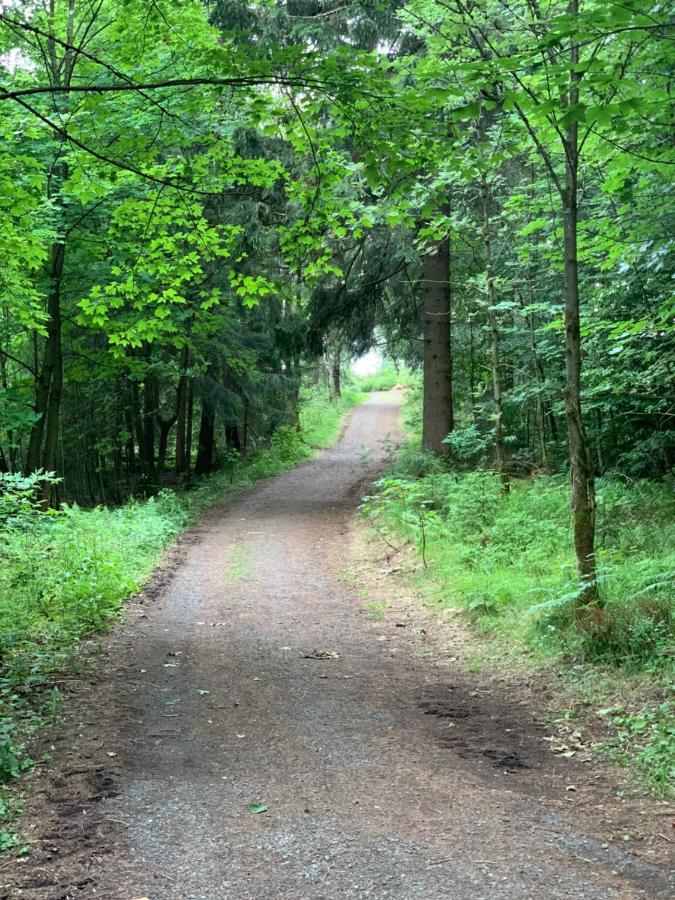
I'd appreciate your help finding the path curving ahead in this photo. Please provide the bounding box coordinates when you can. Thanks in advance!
[19,394,671,899]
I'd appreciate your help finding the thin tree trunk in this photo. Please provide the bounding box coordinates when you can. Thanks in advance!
[481,178,509,491]
[174,347,190,476]
[288,355,301,431]
[421,229,453,454]
[195,387,215,476]
[129,379,145,476]
[26,241,66,474]
[141,352,157,483]
[523,307,551,470]
[331,354,341,399]
[186,379,194,474]
[225,425,242,451]
[157,414,176,477]
[468,316,477,421]
[40,318,63,505]
[242,399,249,450]
[562,2,598,604]
[323,351,336,402]
[0,351,17,472]
[26,5,73,485]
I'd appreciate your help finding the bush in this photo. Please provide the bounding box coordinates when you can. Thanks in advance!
[349,360,416,393]
[299,383,364,447]
[364,462,674,671]
[443,424,491,465]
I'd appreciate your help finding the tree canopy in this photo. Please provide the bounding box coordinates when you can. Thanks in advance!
[1,0,673,602]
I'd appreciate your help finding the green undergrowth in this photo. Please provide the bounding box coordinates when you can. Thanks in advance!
[349,360,417,393]
[0,387,362,846]
[299,383,365,447]
[362,449,674,796]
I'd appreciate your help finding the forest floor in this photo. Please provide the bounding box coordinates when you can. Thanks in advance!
[5,393,673,900]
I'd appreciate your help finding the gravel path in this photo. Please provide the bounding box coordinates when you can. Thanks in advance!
[12,393,673,899]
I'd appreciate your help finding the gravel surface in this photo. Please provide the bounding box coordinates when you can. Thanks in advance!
[10,393,673,899]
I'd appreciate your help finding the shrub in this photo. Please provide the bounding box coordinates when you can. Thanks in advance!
[364,460,674,672]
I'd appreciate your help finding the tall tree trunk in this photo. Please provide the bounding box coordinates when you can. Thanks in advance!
[421,230,453,454]
[157,414,176,477]
[468,315,477,421]
[288,355,302,431]
[242,399,249,450]
[26,241,66,474]
[225,425,242,451]
[524,307,551,470]
[331,354,341,399]
[481,178,509,491]
[323,351,337,402]
[487,306,509,491]
[129,379,145,477]
[0,351,18,472]
[140,352,157,483]
[195,387,215,476]
[174,347,190,476]
[185,379,194,474]
[562,4,598,604]
[26,5,73,486]
[40,316,63,505]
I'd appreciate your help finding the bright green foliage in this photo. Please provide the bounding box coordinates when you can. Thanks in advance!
[364,461,674,671]
[299,383,365,448]
[350,362,416,394]
[602,703,673,799]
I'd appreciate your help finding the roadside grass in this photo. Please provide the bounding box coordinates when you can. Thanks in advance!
[300,383,365,447]
[348,360,417,393]
[361,448,674,797]
[0,385,364,847]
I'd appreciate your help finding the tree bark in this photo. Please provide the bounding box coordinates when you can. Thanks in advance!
[26,241,66,475]
[331,355,341,399]
[421,231,453,454]
[186,379,194,474]
[26,5,73,491]
[141,361,157,483]
[157,413,176,477]
[174,347,190,476]
[524,308,551,470]
[195,387,215,475]
[129,378,145,477]
[562,2,598,603]
[481,178,509,491]
[225,425,242,451]
[487,305,509,490]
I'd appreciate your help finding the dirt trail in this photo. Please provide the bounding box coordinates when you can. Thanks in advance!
[12,394,673,899]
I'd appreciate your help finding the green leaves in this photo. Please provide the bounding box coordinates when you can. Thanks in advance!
[247,803,269,815]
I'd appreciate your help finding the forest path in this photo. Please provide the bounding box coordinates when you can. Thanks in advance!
[14,393,672,899]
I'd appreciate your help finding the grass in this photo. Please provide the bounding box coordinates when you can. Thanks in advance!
[0,382,365,846]
[362,446,674,796]
[349,360,417,393]
[364,599,389,621]
[225,541,250,581]
[299,383,365,447]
